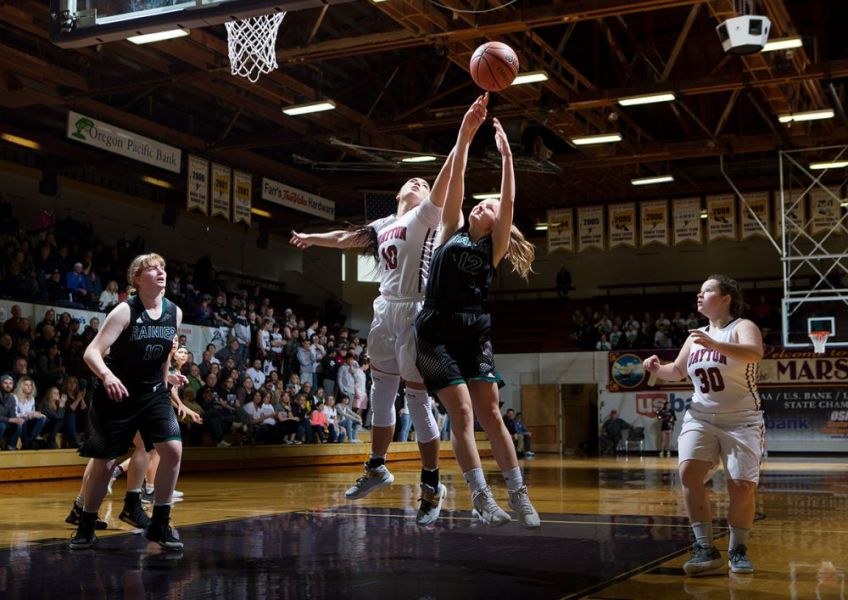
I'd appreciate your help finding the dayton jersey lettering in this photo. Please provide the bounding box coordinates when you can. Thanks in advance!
[96,295,178,401]
[686,319,761,413]
[369,196,441,301]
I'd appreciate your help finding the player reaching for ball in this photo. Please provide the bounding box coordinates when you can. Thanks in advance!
[289,94,490,526]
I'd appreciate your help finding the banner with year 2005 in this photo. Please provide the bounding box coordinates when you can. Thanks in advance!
[186,155,209,215]
[577,205,605,252]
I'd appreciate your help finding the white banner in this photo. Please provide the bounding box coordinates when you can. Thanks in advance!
[546,208,573,253]
[261,177,335,221]
[577,205,604,252]
[640,200,669,247]
[607,203,636,249]
[211,163,232,220]
[67,110,181,173]
[810,188,841,235]
[706,195,737,242]
[673,197,702,245]
[186,155,209,215]
[233,170,252,226]
[782,191,808,237]
[740,191,770,240]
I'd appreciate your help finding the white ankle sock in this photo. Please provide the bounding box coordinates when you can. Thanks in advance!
[463,468,487,494]
[502,467,523,491]
[729,526,750,550]
[692,521,713,548]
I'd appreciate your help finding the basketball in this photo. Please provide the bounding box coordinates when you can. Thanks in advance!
[469,41,519,92]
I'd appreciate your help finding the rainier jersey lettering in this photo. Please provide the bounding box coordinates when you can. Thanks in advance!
[425,227,494,313]
[686,319,761,413]
[98,295,177,401]
[370,196,441,301]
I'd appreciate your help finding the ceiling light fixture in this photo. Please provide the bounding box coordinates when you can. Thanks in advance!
[0,133,41,150]
[141,175,172,189]
[512,71,549,86]
[401,155,437,163]
[631,175,674,186]
[810,161,848,170]
[778,109,834,123]
[251,208,272,218]
[282,100,336,116]
[127,29,189,44]
[570,133,622,146]
[534,223,549,231]
[618,92,676,106]
[472,192,501,200]
[762,36,802,52]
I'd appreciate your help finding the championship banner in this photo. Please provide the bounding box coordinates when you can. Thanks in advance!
[577,205,604,252]
[640,200,669,247]
[261,177,335,221]
[232,170,252,226]
[810,188,841,235]
[547,208,574,253]
[608,203,636,249]
[672,197,702,245]
[781,191,807,237]
[210,163,232,220]
[740,191,770,240]
[706,194,737,242]
[186,155,209,215]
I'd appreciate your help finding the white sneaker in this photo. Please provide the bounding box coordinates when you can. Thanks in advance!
[172,490,184,499]
[471,486,511,526]
[416,483,447,526]
[216,440,231,448]
[345,463,394,500]
[508,485,541,529]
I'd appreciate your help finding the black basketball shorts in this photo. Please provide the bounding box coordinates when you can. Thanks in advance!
[414,308,503,394]
[80,389,181,460]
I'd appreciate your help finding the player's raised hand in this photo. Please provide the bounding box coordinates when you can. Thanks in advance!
[643,355,661,373]
[459,93,488,141]
[492,118,511,159]
[289,230,312,249]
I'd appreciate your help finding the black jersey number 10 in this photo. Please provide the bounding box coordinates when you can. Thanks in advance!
[143,344,164,361]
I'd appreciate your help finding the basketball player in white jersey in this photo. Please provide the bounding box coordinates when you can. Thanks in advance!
[643,274,764,576]
[289,95,489,526]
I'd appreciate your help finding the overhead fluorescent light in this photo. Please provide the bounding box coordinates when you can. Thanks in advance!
[128,28,189,44]
[570,133,622,146]
[512,71,549,86]
[618,92,676,106]
[762,36,802,52]
[631,175,674,186]
[401,155,437,163]
[778,109,834,123]
[810,161,848,170]
[472,192,501,200]
[282,100,336,116]
[534,223,549,231]
[251,208,272,218]
[0,133,41,150]
[141,175,172,189]
[700,209,709,219]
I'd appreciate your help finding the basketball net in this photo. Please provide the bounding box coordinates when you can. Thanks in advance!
[809,331,831,354]
[225,11,286,83]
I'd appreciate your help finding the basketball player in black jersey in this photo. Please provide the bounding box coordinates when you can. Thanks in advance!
[70,253,187,550]
[415,102,540,528]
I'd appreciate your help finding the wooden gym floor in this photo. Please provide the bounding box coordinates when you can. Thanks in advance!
[0,454,845,599]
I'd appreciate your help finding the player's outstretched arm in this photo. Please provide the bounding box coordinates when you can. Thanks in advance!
[428,147,456,209]
[490,117,514,268]
[643,335,695,382]
[289,229,370,250]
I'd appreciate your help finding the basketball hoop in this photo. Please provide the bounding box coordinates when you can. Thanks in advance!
[809,331,831,354]
[225,11,286,83]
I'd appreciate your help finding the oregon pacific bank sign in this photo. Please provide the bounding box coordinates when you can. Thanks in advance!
[67,111,181,173]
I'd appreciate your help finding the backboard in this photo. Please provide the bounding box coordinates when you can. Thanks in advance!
[49,0,351,48]
[783,298,847,349]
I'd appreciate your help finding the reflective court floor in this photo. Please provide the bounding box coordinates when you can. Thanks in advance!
[0,455,846,599]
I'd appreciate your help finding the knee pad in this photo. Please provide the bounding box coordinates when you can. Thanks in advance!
[406,389,440,444]
[370,370,400,428]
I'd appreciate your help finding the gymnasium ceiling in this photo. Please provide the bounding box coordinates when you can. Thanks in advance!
[1,0,848,234]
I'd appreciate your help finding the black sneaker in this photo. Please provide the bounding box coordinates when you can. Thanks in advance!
[120,502,151,529]
[141,488,155,504]
[65,504,108,530]
[69,527,97,549]
[144,522,184,551]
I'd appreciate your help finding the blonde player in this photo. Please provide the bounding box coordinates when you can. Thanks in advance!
[288,98,486,526]
[643,274,764,576]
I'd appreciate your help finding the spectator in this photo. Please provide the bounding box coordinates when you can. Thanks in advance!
[45,269,68,303]
[601,410,631,453]
[0,374,24,449]
[336,394,362,443]
[514,412,534,457]
[320,340,341,397]
[556,266,572,298]
[285,373,301,396]
[656,400,676,457]
[0,334,13,374]
[337,353,366,416]
[255,318,272,362]
[291,393,310,443]
[322,395,342,443]
[246,358,266,389]
[35,341,64,390]
[3,305,22,336]
[40,385,78,449]
[275,392,300,444]
[61,375,87,441]
[595,334,612,351]
[297,338,322,387]
[231,308,251,366]
[216,339,245,371]
[99,280,119,312]
[242,390,275,444]
[396,385,412,443]
[9,376,46,450]
[65,262,88,304]
[309,399,328,443]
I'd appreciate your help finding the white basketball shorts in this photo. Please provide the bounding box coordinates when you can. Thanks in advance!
[678,408,765,484]
[366,296,423,383]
